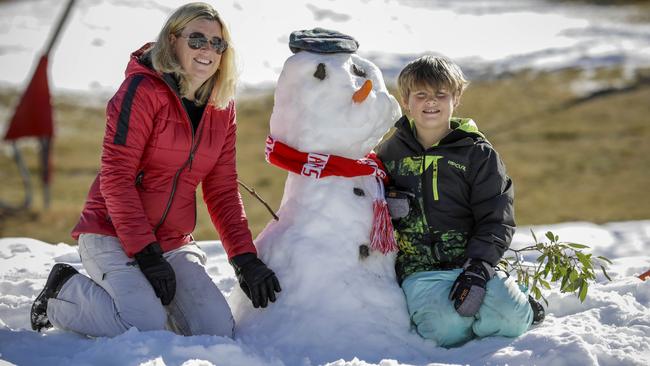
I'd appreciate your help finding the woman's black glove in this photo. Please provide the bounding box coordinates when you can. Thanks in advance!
[134,242,176,306]
[449,258,495,317]
[230,253,281,308]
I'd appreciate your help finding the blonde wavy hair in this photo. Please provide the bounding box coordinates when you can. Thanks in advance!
[148,2,236,109]
[397,55,469,104]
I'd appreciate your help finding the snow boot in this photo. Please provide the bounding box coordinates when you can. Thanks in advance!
[528,295,545,325]
[30,263,78,331]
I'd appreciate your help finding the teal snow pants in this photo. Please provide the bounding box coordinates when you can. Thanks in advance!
[402,269,533,347]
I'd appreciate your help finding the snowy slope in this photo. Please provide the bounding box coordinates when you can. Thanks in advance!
[1,221,649,366]
[1,0,649,94]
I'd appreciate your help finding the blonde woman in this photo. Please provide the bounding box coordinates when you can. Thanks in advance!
[31,2,280,337]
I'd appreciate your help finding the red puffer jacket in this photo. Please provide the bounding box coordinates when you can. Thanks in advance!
[72,45,256,258]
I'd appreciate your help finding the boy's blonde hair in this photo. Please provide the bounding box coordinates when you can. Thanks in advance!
[397,55,469,103]
[148,2,237,109]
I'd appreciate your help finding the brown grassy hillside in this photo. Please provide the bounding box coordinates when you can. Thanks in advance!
[1,66,649,244]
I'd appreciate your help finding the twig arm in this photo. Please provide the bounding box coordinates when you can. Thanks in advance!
[237,179,279,221]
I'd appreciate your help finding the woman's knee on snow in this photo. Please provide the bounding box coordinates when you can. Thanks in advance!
[166,251,234,337]
[107,272,167,331]
[116,298,167,331]
[192,308,234,337]
[168,291,234,337]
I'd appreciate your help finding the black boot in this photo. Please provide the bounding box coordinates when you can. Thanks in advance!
[30,263,78,331]
[528,295,546,325]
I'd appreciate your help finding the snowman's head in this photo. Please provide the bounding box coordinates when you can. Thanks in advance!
[269,51,401,159]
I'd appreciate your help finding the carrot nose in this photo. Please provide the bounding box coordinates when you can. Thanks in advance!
[352,80,373,104]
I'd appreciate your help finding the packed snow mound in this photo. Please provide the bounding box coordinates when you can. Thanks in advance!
[1,221,650,365]
[229,48,427,364]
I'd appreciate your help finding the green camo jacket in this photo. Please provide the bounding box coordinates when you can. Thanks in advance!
[376,116,516,284]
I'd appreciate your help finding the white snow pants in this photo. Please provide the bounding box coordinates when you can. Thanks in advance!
[47,233,234,338]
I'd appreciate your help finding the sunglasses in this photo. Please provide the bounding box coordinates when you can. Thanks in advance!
[179,32,228,54]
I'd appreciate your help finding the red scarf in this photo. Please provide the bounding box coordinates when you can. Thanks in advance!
[265,136,397,254]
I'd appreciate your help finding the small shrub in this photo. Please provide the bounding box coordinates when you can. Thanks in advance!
[499,230,612,305]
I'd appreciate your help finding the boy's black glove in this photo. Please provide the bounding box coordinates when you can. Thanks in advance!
[134,242,176,306]
[231,253,281,308]
[449,258,495,317]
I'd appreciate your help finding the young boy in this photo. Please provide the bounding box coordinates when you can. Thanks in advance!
[375,55,544,347]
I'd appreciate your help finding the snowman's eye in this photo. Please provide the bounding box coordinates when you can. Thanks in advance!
[314,63,326,80]
[352,64,366,78]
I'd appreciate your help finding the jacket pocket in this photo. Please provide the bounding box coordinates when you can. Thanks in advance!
[385,188,414,219]
[432,230,467,264]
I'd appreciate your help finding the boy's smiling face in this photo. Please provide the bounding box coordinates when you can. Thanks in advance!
[404,85,458,132]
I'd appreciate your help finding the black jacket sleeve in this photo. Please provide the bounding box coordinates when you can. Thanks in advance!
[466,143,515,266]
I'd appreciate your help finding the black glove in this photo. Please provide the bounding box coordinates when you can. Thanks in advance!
[449,258,495,317]
[231,253,281,308]
[134,242,176,306]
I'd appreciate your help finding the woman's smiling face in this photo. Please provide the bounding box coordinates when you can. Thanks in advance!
[172,18,223,93]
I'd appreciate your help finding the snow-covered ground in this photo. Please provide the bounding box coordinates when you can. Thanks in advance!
[1,0,649,95]
[1,221,649,366]
[1,1,649,365]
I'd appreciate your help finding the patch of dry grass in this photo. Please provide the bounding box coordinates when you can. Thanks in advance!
[458,68,650,225]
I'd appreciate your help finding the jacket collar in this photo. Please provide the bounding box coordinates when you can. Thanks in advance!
[393,115,487,152]
[126,43,182,97]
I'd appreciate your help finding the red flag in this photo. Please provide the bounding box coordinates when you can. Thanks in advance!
[4,55,53,140]
[2,0,75,210]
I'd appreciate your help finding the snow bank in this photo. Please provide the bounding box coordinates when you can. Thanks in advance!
[1,221,649,365]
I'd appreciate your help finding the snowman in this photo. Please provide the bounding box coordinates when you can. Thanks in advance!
[230,29,431,364]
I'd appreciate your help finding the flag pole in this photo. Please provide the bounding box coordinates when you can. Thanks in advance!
[2,0,76,211]
[40,0,76,209]
[40,137,52,209]
[45,0,77,56]
[0,142,33,212]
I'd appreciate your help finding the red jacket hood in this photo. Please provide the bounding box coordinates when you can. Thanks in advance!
[125,43,160,80]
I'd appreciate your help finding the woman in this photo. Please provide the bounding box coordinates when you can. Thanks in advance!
[30,2,280,338]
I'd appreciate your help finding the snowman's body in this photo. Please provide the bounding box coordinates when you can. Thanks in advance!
[231,51,431,363]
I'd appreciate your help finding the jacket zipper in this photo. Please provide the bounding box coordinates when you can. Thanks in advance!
[419,157,429,230]
[432,157,440,201]
[433,241,442,261]
[135,170,144,188]
[422,154,442,261]
[422,154,442,201]
[152,96,205,234]
[419,153,443,239]
[185,104,205,234]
